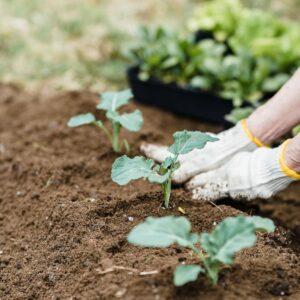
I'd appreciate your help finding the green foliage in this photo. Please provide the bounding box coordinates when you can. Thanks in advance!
[111,156,169,185]
[190,0,300,68]
[188,0,242,42]
[127,215,275,286]
[97,89,133,111]
[112,130,218,207]
[174,265,204,287]
[68,113,96,127]
[225,107,254,124]
[169,131,217,155]
[292,124,300,136]
[127,216,198,247]
[129,1,300,123]
[68,89,143,153]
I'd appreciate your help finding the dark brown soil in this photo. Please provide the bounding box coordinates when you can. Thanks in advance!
[0,84,299,300]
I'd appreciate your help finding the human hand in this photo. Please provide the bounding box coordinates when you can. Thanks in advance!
[141,122,258,184]
[186,143,297,201]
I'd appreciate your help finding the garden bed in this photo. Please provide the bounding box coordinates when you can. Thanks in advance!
[0,84,299,299]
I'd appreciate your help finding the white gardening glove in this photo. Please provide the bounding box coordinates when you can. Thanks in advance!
[141,121,259,184]
[186,141,299,201]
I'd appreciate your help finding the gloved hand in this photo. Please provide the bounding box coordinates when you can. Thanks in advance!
[141,121,260,184]
[186,141,299,201]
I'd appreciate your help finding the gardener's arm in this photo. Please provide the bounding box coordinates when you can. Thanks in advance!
[141,68,300,185]
[187,68,300,201]
[247,67,300,144]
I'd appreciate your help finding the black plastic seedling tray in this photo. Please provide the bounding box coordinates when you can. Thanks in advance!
[127,66,234,124]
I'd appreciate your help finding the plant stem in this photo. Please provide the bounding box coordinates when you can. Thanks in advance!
[122,139,130,153]
[162,177,172,208]
[112,122,121,153]
[191,246,218,285]
[94,121,113,145]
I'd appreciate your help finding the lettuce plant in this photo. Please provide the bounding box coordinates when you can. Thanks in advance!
[129,1,300,124]
[111,130,218,208]
[128,26,294,114]
[68,89,143,153]
[128,215,275,285]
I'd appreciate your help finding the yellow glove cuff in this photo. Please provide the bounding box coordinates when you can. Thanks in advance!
[241,119,269,148]
[279,140,300,180]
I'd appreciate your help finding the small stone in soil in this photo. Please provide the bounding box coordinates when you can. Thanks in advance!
[115,288,127,298]
[84,197,95,202]
[16,191,25,197]
[31,192,40,200]
[128,216,134,222]
[0,144,5,153]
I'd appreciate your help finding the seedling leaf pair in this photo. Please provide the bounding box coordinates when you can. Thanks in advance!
[112,130,218,207]
[68,89,143,153]
[127,215,275,286]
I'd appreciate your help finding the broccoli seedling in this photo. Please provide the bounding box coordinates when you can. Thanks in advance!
[127,215,275,285]
[111,130,218,208]
[68,89,143,153]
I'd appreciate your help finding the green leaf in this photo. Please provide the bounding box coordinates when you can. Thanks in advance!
[111,155,154,185]
[262,73,289,92]
[246,216,275,233]
[97,89,133,111]
[174,265,204,286]
[200,216,257,265]
[148,171,170,184]
[168,130,218,155]
[111,155,168,185]
[292,124,300,136]
[161,57,179,69]
[190,76,212,90]
[115,110,143,132]
[225,107,254,124]
[161,156,176,169]
[105,110,119,122]
[139,72,150,81]
[67,113,95,127]
[127,216,197,248]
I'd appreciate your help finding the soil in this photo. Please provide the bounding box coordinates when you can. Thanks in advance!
[0,84,299,300]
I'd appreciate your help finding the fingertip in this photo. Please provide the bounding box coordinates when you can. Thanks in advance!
[140,142,149,153]
[172,167,193,185]
[185,179,196,190]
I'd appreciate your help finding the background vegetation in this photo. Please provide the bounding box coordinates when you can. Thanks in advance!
[0,0,299,92]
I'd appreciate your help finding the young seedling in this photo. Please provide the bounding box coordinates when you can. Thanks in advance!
[127,215,275,286]
[111,130,218,208]
[68,89,143,153]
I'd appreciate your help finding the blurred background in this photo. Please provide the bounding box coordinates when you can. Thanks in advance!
[0,0,299,93]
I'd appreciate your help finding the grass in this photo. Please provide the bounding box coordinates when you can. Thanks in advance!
[0,0,299,92]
